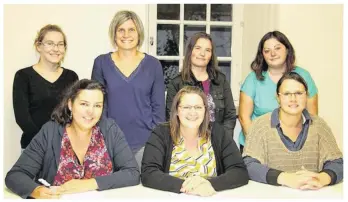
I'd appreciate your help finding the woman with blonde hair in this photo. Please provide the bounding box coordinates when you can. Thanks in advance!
[13,24,78,150]
[92,10,165,169]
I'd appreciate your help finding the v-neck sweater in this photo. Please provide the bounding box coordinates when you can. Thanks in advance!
[92,52,165,150]
[13,66,78,148]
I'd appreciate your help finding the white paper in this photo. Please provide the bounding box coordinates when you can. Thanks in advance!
[60,191,101,199]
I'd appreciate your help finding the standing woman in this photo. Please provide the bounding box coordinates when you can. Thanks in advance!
[238,31,318,152]
[13,24,79,150]
[92,10,165,168]
[166,32,236,138]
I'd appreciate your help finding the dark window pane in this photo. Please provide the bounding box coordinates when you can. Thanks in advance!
[160,60,179,88]
[184,25,206,53]
[157,24,180,56]
[184,4,206,21]
[210,26,231,57]
[211,4,232,21]
[157,4,180,20]
[219,61,231,84]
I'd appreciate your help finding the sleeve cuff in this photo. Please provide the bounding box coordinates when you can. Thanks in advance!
[266,169,283,186]
[321,169,337,186]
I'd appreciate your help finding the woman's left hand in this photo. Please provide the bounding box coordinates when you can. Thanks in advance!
[60,179,98,194]
[295,168,331,190]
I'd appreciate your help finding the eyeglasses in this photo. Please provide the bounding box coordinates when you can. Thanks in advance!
[179,105,205,111]
[278,91,306,99]
[40,41,65,50]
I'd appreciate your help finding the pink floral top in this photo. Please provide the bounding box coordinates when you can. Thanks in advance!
[53,126,113,186]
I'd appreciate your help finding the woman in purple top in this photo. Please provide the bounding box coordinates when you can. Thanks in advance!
[91,10,165,169]
[166,32,236,138]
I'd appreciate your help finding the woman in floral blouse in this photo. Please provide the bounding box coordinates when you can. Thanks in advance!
[5,79,140,199]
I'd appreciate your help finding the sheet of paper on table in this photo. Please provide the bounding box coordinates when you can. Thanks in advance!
[61,191,100,199]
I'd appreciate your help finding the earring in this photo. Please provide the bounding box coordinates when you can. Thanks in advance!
[69,112,72,120]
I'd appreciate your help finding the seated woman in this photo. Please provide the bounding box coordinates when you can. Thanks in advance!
[141,86,248,197]
[243,72,343,190]
[5,79,140,199]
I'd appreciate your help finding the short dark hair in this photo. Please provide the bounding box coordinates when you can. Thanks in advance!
[276,72,308,94]
[51,79,106,125]
[181,32,219,83]
[251,30,296,81]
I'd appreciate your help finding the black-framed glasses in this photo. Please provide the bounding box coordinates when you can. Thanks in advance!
[278,91,306,99]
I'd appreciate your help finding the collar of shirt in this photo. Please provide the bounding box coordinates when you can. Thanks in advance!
[270,108,312,151]
[271,108,312,128]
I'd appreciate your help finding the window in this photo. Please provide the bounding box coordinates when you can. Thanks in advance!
[148,4,244,106]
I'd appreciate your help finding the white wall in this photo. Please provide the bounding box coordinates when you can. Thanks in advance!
[3,4,148,177]
[276,4,343,150]
[242,4,278,79]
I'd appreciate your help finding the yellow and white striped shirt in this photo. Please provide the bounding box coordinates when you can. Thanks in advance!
[169,136,217,179]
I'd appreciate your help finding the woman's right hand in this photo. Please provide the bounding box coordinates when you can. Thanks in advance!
[30,186,61,199]
[181,176,216,197]
[277,172,314,189]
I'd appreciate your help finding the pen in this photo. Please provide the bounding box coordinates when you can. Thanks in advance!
[38,178,51,188]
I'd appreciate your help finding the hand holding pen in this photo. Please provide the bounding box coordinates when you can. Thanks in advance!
[30,179,61,199]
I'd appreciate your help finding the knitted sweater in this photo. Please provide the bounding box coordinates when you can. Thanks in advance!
[243,113,343,173]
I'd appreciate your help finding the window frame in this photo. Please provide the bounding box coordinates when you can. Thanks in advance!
[147,4,244,107]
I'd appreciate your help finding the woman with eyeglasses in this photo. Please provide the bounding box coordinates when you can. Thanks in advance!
[243,72,343,190]
[166,32,236,139]
[91,10,165,169]
[13,24,78,151]
[238,31,318,153]
[142,86,248,196]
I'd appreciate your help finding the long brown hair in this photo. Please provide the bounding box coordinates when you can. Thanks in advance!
[181,32,219,83]
[251,30,296,81]
[169,86,210,145]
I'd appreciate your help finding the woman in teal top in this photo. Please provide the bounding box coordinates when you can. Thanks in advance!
[238,31,318,152]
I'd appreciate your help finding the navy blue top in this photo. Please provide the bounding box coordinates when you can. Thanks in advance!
[91,52,165,150]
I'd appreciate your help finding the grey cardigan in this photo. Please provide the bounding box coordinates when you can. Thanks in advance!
[5,117,140,198]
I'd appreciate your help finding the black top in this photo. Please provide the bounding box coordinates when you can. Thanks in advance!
[12,66,78,148]
[166,71,237,138]
[141,122,248,193]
